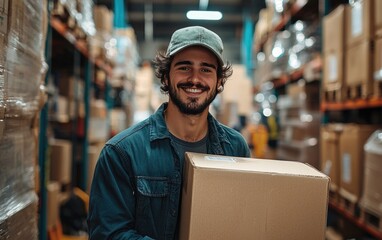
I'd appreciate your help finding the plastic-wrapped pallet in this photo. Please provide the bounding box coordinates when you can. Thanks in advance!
[0,0,48,239]
[0,192,38,240]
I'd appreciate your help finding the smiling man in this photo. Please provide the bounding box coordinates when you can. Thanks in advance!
[88,26,251,240]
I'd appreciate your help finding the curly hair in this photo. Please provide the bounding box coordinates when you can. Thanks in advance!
[153,51,233,94]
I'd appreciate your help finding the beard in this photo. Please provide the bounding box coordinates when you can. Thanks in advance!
[168,81,218,115]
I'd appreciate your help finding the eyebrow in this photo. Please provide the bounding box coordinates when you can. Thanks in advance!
[174,60,217,70]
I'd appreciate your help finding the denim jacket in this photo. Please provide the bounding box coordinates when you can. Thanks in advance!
[88,103,250,240]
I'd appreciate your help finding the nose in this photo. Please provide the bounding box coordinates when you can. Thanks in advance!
[189,70,200,83]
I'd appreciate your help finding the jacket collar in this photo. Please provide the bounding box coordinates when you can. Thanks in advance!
[149,103,230,150]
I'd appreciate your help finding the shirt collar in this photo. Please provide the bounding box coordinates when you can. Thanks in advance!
[149,102,230,148]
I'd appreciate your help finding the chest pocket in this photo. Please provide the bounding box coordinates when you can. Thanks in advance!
[136,176,169,197]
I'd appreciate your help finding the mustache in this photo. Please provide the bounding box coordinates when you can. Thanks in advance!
[177,82,210,91]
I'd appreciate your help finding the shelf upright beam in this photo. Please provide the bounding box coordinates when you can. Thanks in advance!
[81,59,92,191]
[38,0,52,239]
[71,49,80,189]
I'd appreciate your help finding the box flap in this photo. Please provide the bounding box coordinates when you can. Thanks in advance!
[186,152,329,179]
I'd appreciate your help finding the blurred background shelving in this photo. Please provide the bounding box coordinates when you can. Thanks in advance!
[1,0,382,240]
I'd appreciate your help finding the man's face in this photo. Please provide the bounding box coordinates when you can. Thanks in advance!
[167,46,220,115]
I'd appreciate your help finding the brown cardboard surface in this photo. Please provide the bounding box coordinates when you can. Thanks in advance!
[323,50,345,91]
[180,153,329,240]
[339,124,380,202]
[346,0,374,47]
[323,5,346,53]
[47,181,60,228]
[375,0,382,37]
[49,139,72,185]
[375,37,382,80]
[93,5,114,34]
[345,40,373,88]
[320,125,343,192]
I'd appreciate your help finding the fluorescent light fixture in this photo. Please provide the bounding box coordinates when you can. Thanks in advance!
[186,10,222,20]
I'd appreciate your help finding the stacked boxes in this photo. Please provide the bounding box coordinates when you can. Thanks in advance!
[345,0,375,99]
[339,124,380,204]
[360,130,382,218]
[323,0,382,101]
[322,5,347,101]
[320,124,343,201]
[180,152,329,239]
[321,124,382,214]
[276,81,321,169]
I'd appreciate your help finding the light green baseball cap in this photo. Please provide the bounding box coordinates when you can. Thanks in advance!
[166,26,224,65]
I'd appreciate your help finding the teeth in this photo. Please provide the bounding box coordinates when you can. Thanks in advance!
[185,88,202,93]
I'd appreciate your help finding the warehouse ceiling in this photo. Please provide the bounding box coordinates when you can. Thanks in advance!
[93,0,267,44]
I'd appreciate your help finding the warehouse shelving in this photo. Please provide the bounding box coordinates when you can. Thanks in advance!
[254,0,382,239]
[321,98,382,111]
[320,0,382,238]
[329,200,382,240]
[50,17,112,76]
[39,5,113,240]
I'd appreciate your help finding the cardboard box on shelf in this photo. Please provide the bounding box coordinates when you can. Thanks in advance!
[180,152,329,240]
[323,50,346,100]
[346,0,375,48]
[360,130,382,215]
[375,0,382,37]
[93,5,114,34]
[321,124,344,198]
[323,4,347,53]
[339,124,380,203]
[375,37,382,97]
[47,181,60,229]
[345,40,374,99]
[49,139,72,185]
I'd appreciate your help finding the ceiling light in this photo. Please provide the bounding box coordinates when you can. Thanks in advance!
[186,10,223,20]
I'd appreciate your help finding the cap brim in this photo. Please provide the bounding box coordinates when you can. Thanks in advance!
[168,43,224,66]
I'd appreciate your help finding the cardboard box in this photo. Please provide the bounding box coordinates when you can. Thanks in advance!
[323,50,345,92]
[276,140,320,169]
[323,5,346,53]
[375,0,382,37]
[339,124,380,203]
[47,181,60,228]
[346,0,375,47]
[345,40,373,97]
[375,37,382,81]
[360,130,382,214]
[321,124,344,193]
[180,152,329,240]
[49,139,72,185]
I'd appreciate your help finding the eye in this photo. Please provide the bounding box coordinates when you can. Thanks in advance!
[201,67,214,73]
[177,66,190,72]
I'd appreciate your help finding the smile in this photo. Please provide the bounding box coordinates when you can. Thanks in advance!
[184,88,203,93]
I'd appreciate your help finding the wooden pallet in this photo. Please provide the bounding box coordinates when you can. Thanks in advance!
[360,206,382,232]
[374,80,382,98]
[324,88,344,102]
[345,83,373,100]
[329,183,339,203]
[338,193,359,217]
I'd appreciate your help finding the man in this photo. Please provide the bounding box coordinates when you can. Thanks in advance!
[88,26,250,240]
